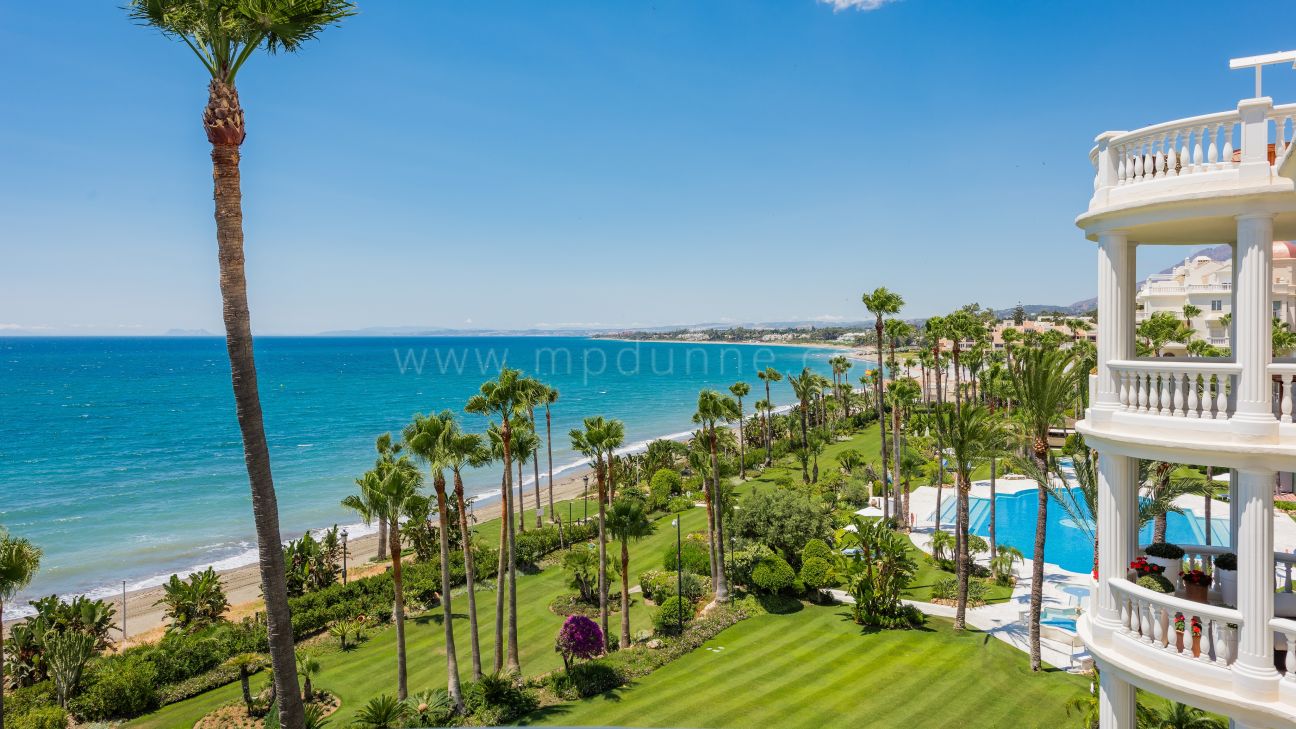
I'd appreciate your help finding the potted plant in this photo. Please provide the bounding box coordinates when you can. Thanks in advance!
[1181,569,1212,603]
[1143,542,1184,589]
[1128,557,1165,581]
[1190,616,1203,658]
[1214,552,1237,605]
[1173,612,1186,653]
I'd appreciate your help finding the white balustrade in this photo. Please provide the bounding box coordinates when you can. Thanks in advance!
[1161,544,1296,595]
[1269,103,1296,165]
[1110,577,1242,667]
[1272,618,1296,680]
[1109,360,1240,420]
[1271,363,1296,423]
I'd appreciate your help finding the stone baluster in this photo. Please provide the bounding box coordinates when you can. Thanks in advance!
[1206,124,1219,167]
[1178,130,1190,175]
[1281,374,1293,423]
[1116,144,1127,184]
[1135,141,1146,181]
[1285,627,1296,678]
[1166,131,1179,176]
[1159,371,1172,416]
[1215,373,1229,420]
[1143,599,1157,644]
[1171,371,1184,416]
[1222,122,1236,165]
[1194,125,1207,171]
[1153,136,1165,178]
[1186,371,1200,418]
[1118,370,1130,409]
[1284,563,1293,593]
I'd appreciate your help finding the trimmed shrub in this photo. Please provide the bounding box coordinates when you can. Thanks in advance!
[1137,574,1175,593]
[801,538,833,564]
[728,543,775,587]
[1144,542,1185,559]
[638,569,708,603]
[663,539,710,575]
[650,469,683,505]
[930,576,989,606]
[9,707,68,729]
[464,674,537,726]
[1215,552,1237,570]
[68,654,159,721]
[750,555,796,594]
[653,596,694,635]
[568,661,623,698]
[799,557,833,594]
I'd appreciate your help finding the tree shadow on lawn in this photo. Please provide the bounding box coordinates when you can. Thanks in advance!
[411,611,473,626]
[755,593,804,614]
[832,608,936,635]
[516,684,633,725]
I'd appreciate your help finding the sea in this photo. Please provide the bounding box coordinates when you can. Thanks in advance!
[0,336,848,615]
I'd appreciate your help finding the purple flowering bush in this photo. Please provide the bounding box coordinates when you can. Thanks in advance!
[556,614,604,670]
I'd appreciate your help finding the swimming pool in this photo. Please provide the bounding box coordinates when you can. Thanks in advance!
[932,487,1229,574]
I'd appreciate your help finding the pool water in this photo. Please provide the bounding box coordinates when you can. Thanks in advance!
[933,487,1230,574]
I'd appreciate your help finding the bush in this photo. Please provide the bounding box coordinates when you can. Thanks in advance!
[9,707,67,729]
[750,555,796,594]
[1276,501,1296,512]
[68,654,159,721]
[650,469,683,507]
[3,683,55,719]
[930,576,989,606]
[728,543,775,587]
[638,569,708,603]
[1143,542,1185,559]
[464,674,537,726]
[666,496,694,513]
[732,488,834,560]
[801,538,833,564]
[840,481,871,508]
[653,596,694,635]
[1215,552,1237,570]
[1136,574,1175,593]
[799,557,833,594]
[966,534,989,555]
[663,539,710,575]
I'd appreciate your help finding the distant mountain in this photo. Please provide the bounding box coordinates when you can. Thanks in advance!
[1067,243,1232,312]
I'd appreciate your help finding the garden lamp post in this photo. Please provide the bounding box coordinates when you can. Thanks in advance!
[341,528,349,585]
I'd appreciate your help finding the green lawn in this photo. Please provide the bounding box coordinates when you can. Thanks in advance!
[527,605,1089,729]
[902,543,1014,604]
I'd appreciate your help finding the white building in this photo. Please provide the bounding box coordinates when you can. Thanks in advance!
[1077,51,1296,729]
[1135,243,1296,351]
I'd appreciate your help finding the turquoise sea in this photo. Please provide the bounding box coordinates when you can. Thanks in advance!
[0,336,847,613]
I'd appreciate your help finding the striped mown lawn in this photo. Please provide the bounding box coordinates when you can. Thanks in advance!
[528,605,1090,729]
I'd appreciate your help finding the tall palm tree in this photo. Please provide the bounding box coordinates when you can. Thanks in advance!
[786,368,817,483]
[606,498,655,648]
[0,530,41,727]
[512,423,540,533]
[543,386,560,522]
[403,412,464,713]
[695,390,740,603]
[518,379,548,529]
[1181,304,1203,332]
[934,403,1007,629]
[126,5,355,724]
[729,382,750,479]
[569,416,626,646]
[342,457,422,700]
[443,424,489,681]
[484,423,509,672]
[863,287,905,514]
[370,434,403,562]
[1009,347,1084,671]
[466,369,530,674]
[757,368,783,465]
[886,377,922,521]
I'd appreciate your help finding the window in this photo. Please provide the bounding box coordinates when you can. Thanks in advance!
[1210,300,1222,311]
[1275,301,1283,316]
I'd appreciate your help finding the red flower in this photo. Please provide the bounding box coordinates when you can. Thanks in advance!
[1182,569,1212,587]
[1129,557,1165,576]
[1191,616,1203,637]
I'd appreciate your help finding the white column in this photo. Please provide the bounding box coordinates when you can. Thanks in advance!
[1231,467,1280,701]
[1098,670,1136,729]
[1095,453,1137,639]
[1093,231,1133,422]
[1238,97,1274,183]
[1232,214,1278,437]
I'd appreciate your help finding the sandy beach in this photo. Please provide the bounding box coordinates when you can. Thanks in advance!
[3,464,600,648]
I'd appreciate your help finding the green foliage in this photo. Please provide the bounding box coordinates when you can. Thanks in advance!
[405,688,454,728]
[156,567,229,632]
[545,660,624,699]
[801,538,833,564]
[67,654,159,721]
[750,555,797,594]
[1143,542,1185,559]
[653,596,694,635]
[966,534,989,555]
[8,707,68,729]
[1215,552,1237,570]
[732,488,834,560]
[561,545,619,603]
[663,538,711,575]
[1137,574,1175,593]
[43,629,93,708]
[464,674,538,726]
[351,693,409,728]
[649,468,684,510]
[799,556,834,593]
[23,595,117,652]
[283,529,341,596]
[666,495,695,513]
[727,543,776,587]
[838,518,923,629]
[514,522,597,566]
[638,569,708,603]
[930,576,989,605]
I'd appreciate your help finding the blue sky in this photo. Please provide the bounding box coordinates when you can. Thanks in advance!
[3,0,1296,334]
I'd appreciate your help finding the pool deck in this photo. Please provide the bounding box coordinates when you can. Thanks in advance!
[900,480,1296,672]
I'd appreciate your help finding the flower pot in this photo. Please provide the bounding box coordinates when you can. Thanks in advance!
[1217,569,1237,605]
[1185,582,1209,603]
[1147,556,1181,589]
[1191,633,1202,658]
[1175,630,1185,653]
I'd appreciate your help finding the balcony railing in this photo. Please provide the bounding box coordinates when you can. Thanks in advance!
[1273,363,1296,423]
[1177,543,1296,594]
[1272,618,1296,680]
[1110,577,1241,667]
[1109,360,1240,420]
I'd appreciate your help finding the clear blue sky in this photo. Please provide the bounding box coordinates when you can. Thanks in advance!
[3,0,1295,334]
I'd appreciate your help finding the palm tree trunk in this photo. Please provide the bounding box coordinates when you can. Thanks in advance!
[453,470,482,681]
[1029,449,1048,672]
[874,321,890,520]
[891,403,902,522]
[240,668,252,713]
[435,476,464,711]
[546,405,556,522]
[710,428,729,602]
[620,539,632,649]
[763,381,773,465]
[208,105,303,727]
[390,521,408,700]
[701,463,718,589]
[596,460,610,648]
[517,457,526,534]
[736,397,745,479]
[502,427,520,673]
[933,356,945,533]
[954,475,970,630]
[377,518,388,562]
[493,470,507,674]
